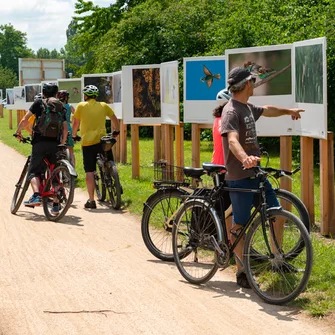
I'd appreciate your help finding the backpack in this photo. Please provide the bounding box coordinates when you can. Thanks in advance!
[34,97,65,139]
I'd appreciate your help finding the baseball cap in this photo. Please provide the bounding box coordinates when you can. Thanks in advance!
[227,67,253,90]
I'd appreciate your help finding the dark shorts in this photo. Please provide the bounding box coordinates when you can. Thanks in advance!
[226,177,279,225]
[82,143,103,173]
[28,141,59,180]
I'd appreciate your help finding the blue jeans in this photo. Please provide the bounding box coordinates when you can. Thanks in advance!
[226,177,279,225]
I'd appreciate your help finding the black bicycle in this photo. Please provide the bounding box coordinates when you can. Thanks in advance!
[141,161,310,262]
[94,133,122,210]
[172,163,313,305]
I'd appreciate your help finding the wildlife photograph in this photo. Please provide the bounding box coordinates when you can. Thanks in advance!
[132,67,161,118]
[6,89,14,105]
[185,58,226,100]
[14,86,25,104]
[83,75,113,104]
[25,84,42,103]
[295,43,323,104]
[228,48,292,96]
[58,79,82,104]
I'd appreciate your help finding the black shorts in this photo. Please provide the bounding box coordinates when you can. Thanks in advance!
[82,143,103,173]
[28,141,59,180]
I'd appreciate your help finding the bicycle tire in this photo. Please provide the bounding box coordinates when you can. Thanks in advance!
[244,208,313,305]
[106,161,122,210]
[11,157,31,214]
[42,164,75,222]
[172,199,222,285]
[95,164,106,201]
[141,188,188,262]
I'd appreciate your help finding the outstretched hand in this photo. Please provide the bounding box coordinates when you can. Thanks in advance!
[290,108,304,120]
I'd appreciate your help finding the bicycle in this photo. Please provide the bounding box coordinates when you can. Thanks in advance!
[11,135,77,221]
[172,163,313,305]
[94,132,122,210]
[141,161,310,262]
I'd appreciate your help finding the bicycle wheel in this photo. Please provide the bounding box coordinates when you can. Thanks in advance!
[42,164,75,221]
[11,156,31,214]
[106,161,122,210]
[244,208,313,305]
[142,188,189,262]
[172,199,222,285]
[95,164,106,201]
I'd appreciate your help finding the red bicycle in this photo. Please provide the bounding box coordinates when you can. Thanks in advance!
[11,135,77,221]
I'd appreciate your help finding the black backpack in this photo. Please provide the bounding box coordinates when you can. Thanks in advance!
[34,97,65,139]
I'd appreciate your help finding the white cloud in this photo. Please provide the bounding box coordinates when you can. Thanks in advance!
[0,0,115,51]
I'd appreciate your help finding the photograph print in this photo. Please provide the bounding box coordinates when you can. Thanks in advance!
[113,73,122,103]
[228,48,292,96]
[132,67,161,118]
[83,75,113,104]
[14,86,25,105]
[58,79,82,104]
[6,89,14,106]
[185,58,226,101]
[25,84,42,103]
[295,43,323,104]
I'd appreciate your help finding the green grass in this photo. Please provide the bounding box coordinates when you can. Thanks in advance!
[1,109,335,317]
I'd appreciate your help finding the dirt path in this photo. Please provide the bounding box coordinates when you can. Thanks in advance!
[0,141,334,335]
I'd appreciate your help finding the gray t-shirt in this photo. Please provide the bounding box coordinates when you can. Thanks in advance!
[221,99,263,180]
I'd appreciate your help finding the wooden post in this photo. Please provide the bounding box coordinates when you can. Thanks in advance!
[161,124,174,166]
[175,123,184,168]
[9,110,13,129]
[17,111,20,126]
[301,137,314,225]
[119,120,127,164]
[153,125,161,163]
[131,124,140,179]
[320,132,335,235]
[192,123,200,168]
[0,105,3,118]
[280,136,292,211]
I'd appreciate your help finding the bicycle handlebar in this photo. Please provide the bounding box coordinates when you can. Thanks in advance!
[13,134,32,143]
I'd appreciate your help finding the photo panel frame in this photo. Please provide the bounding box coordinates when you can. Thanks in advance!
[122,64,162,125]
[6,89,15,109]
[292,37,327,139]
[111,71,122,119]
[183,56,226,124]
[82,73,114,105]
[226,44,295,137]
[58,78,83,106]
[160,60,179,125]
[13,86,26,109]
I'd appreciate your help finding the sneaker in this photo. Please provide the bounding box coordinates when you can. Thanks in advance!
[236,270,251,289]
[24,194,41,207]
[51,204,60,215]
[84,200,97,209]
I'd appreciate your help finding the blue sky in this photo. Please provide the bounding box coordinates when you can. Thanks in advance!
[0,0,114,51]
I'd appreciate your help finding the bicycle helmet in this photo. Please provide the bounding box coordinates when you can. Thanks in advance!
[216,88,231,102]
[42,82,58,97]
[34,93,42,101]
[57,90,70,102]
[83,85,99,97]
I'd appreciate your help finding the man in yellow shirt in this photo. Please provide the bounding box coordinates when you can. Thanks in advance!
[72,85,120,209]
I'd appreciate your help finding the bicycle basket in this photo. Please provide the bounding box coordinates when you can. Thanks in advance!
[100,136,116,152]
[153,161,190,185]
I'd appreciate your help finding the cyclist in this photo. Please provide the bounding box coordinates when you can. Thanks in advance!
[57,90,76,166]
[72,85,120,209]
[15,83,68,208]
[220,67,304,288]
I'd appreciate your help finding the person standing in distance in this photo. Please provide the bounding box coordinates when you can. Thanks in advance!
[72,85,120,209]
[221,67,304,288]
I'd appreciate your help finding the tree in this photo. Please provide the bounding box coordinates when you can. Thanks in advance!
[0,24,33,76]
[0,66,19,97]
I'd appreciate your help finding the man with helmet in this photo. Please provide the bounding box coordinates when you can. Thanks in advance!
[72,84,120,209]
[15,82,68,207]
[57,90,76,166]
[220,67,304,288]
